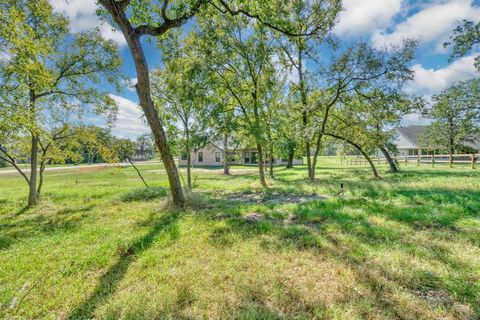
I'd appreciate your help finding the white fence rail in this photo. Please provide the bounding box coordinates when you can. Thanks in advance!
[344,153,479,169]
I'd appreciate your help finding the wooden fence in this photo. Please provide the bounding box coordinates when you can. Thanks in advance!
[344,153,479,169]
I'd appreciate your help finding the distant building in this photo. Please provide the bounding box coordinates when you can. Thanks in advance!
[375,125,480,157]
[178,142,303,167]
[133,147,155,161]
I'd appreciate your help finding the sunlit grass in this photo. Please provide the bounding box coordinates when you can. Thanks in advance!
[0,158,479,319]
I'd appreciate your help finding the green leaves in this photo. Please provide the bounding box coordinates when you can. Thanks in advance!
[446,20,480,72]
[420,79,480,153]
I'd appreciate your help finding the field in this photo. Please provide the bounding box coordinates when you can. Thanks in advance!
[0,158,479,319]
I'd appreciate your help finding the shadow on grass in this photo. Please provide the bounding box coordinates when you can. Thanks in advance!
[0,204,95,251]
[199,186,480,318]
[68,211,180,319]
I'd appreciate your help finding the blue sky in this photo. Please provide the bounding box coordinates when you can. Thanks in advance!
[50,0,480,139]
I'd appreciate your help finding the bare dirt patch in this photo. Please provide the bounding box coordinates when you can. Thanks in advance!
[223,191,328,205]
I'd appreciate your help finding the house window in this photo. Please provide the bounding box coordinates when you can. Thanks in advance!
[251,152,258,164]
[198,152,203,162]
[181,153,188,160]
[215,152,221,162]
[244,152,250,164]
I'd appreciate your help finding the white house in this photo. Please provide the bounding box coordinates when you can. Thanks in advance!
[375,125,480,157]
[178,142,303,167]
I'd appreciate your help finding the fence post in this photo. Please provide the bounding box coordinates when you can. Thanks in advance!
[431,151,435,167]
[404,155,407,166]
[417,154,420,166]
[449,154,453,168]
[472,154,476,170]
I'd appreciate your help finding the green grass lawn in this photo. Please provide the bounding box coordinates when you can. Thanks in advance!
[0,158,479,319]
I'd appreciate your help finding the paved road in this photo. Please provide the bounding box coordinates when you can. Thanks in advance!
[0,161,160,175]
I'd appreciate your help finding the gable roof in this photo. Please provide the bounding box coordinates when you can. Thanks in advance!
[464,138,480,151]
[395,125,427,147]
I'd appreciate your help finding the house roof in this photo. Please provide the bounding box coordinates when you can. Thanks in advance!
[464,138,480,151]
[395,125,480,151]
[395,125,427,147]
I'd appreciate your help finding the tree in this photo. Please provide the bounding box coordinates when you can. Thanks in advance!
[445,20,480,72]
[136,134,155,160]
[207,89,241,175]
[0,0,121,206]
[305,40,416,181]
[153,33,211,191]
[276,0,341,178]
[345,89,414,173]
[97,0,334,206]
[420,81,480,166]
[197,15,277,187]
[323,107,381,179]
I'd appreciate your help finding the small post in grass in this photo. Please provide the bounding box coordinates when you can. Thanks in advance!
[471,154,476,170]
[431,150,435,167]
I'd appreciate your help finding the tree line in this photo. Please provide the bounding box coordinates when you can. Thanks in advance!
[1,0,479,208]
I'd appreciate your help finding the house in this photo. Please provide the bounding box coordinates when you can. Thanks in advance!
[178,142,303,167]
[375,125,480,157]
[133,148,155,161]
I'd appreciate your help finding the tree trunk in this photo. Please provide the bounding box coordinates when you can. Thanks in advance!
[311,135,322,181]
[186,151,192,191]
[257,143,267,187]
[28,89,39,207]
[103,3,184,206]
[269,154,274,179]
[28,134,39,207]
[379,145,398,173]
[223,133,230,175]
[37,160,46,196]
[362,151,380,178]
[298,47,312,181]
[286,144,295,169]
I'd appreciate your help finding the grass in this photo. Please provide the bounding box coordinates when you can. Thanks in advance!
[0,158,479,319]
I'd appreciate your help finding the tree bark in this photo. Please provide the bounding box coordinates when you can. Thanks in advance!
[185,129,192,191]
[379,145,398,173]
[186,151,192,191]
[36,159,46,196]
[286,142,295,169]
[223,133,230,175]
[28,134,39,207]
[102,1,184,206]
[298,47,312,180]
[27,89,39,207]
[286,148,294,168]
[269,154,274,179]
[257,143,267,187]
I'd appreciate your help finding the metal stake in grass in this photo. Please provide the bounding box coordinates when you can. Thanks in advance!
[335,183,345,197]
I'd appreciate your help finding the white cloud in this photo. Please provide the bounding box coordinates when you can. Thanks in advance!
[49,0,126,46]
[372,0,480,50]
[401,113,432,126]
[404,55,478,96]
[109,95,150,138]
[334,0,402,37]
[125,78,138,92]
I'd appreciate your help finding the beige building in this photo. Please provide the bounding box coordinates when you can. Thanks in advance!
[178,142,303,167]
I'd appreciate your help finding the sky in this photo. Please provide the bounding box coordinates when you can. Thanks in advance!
[49,0,480,139]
